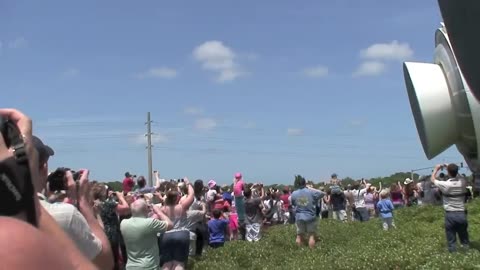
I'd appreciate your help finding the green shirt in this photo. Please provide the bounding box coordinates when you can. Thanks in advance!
[120,217,168,270]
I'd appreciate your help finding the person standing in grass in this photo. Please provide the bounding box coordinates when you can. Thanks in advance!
[244,185,265,242]
[290,179,324,249]
[233,173,246,240]
[208,209,230,248]
[376,190,395,231]
[431,163,470,253]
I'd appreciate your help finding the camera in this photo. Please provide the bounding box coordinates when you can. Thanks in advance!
[47,167,81,192]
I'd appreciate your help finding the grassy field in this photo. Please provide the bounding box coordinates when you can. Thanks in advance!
[191,200,480,270]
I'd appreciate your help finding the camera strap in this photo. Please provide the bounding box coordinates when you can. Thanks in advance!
[0,156,37,226]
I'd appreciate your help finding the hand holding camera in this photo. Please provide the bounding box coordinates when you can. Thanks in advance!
[0,108,39,226]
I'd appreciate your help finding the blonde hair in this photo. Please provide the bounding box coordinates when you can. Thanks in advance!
[380,189,390,199]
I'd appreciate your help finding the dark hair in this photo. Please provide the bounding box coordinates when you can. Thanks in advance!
[194,180,204,198]
[447,163,459,177]
[159,181,170,193]
[352,182,360,190]
[299,178,306,187]
[244,188,252,198]
[47,169,68,192]
[165,190,179,206]
[212,208,222,219]
[137,176,146,188]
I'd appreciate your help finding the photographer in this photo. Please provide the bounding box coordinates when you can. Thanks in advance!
[123,172,135,194]
[33,136,113,269]
[431,163,470,252]
[0,108,96,269]
[91,184,130,270]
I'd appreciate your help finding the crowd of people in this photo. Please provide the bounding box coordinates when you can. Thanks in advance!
[0,108,476,270]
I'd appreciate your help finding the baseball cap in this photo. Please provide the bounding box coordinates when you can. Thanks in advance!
[32,136,54,163]
[235,172,242,179]
[125,172,132,178]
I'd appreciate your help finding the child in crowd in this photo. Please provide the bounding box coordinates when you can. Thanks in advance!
[228,198,239,240]
[376,190,396,231]
[208,209,230,248]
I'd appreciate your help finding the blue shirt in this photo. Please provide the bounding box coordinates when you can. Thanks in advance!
[291,187,324,222]
[222,192,233,204]
[208,218,229,244]
[376,199,394,218]
[136,186,156,194]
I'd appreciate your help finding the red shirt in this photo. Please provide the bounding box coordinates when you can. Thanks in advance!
[123,177,134,193]
[280,194,290,210]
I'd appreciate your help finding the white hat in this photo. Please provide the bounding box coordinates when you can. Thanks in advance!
[404,178,414,185]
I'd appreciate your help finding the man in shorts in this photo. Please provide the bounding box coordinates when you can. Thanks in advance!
[290,179,324,249]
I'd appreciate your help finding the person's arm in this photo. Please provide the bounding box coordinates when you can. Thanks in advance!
[73,171,114,270]
[180,179,195,211]
[115,192,130,216]
[1,217,92,270]
[431,165,442,184]
[154,171,163,187]
[152,205,173,230]
[260,186,265,199]
[388,200,394,211]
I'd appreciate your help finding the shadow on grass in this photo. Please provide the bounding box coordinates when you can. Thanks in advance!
[469,241,480,252]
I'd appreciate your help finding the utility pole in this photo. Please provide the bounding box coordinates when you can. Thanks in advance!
[146,112,153,187]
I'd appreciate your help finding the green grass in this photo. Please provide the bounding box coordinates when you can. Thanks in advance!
[191,200,480,270]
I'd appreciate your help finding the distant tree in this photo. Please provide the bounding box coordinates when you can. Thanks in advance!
[105,181,122,191]
[341,177,355,186]
[294,175,306,189]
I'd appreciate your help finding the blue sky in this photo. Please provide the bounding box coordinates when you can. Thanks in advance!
[0,0,465,184]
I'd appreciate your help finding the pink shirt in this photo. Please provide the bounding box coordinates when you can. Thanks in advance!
[234,180,244,197]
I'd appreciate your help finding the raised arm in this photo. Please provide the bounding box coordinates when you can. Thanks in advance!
[431,165,442,184]
[152,205,173,230]
[73,171,114,270]
[180,178,195,211]
[115,192,130,216]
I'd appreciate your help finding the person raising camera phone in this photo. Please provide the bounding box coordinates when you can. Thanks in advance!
[30,133,114,269]
[431,163,470,252]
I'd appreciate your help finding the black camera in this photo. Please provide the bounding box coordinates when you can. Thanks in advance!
[47,167,81,192]
[0,116,37,226]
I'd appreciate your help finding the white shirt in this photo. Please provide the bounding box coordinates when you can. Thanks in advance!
[206,190,217,202]
[434,177,467,212]
[352,188,367,208]
[40,200,102,260]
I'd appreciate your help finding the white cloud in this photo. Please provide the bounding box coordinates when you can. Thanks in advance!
[353,61,387,77]
[8,37,28,49]
[195,118,217,131]
[360,40,413,61]
[287,128,304,136]
[135,67,177,79]
[303,65,329,78]
[134,133,169,145]
[184,106,204,116]
[63,68,79,77]
[193,40,245,82]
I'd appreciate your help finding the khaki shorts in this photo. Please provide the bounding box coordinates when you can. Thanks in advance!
[295,219,317,235]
